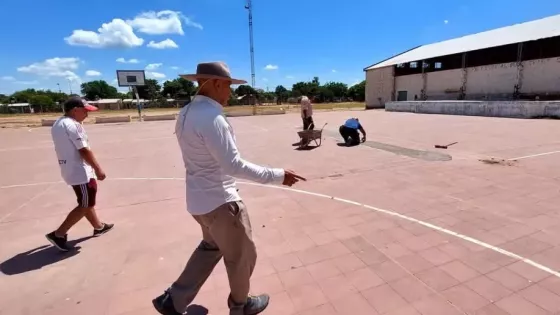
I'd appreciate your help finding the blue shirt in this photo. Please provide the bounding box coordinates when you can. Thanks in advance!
[344,118,360,129]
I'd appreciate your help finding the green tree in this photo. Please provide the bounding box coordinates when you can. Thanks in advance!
[11,89,37,103]
[347,80,366,102]
[162,78,196,99]
[235,85,256,96]
[323,82,348,99]
[316,86,335,103]
[0,94,10,104]
[274,85,289,102]
[136,79,161,100]
[117,92,130,99]
[260,91,275,103]
[80,80,119,100]
[29,94,55,112]
[292,79,320,99]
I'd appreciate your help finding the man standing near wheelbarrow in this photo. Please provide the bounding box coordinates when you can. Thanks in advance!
[152,61,306,315]
[300,95,314,130]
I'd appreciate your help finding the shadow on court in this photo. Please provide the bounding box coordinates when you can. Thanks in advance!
[294,145,320,151]
[0,236,93,275]
[185,305,209,315]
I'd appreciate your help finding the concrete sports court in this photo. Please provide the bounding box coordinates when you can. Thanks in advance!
[1,110,560,315]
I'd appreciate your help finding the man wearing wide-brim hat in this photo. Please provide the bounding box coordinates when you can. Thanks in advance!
[152,62,306,315]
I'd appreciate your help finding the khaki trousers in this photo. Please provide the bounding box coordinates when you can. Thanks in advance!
[169,201,257,312]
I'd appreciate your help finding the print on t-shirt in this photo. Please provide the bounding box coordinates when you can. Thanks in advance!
[51,117,96,186]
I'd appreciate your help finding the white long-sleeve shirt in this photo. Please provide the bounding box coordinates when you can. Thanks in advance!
[175,95,285,215]
[300,98,313,118]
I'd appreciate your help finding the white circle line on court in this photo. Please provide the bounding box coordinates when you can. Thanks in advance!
[508,150,560,161]
[1,176,559,278]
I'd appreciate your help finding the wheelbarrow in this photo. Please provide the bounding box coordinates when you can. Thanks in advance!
[297,123,327,149]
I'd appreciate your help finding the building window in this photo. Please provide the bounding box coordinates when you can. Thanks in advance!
[435,62,442,69]
[423,62,430,69]
[396,63,405,68]
[409,62,418,68]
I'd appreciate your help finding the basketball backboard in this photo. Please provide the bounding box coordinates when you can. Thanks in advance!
[116,70,146,87]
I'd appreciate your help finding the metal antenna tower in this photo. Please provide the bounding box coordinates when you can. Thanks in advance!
[244,0,255,87]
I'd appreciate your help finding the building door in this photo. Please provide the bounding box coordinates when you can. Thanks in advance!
[397,91,408,101]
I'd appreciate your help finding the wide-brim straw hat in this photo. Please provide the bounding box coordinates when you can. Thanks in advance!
[180,61,247,84]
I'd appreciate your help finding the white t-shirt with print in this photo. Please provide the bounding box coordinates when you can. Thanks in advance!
[51,116,96,186]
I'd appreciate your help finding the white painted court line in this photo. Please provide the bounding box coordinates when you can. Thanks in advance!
[508,150,560,161]
[0,184,55,222]
[1,177,559,278]
[0,136,177,153]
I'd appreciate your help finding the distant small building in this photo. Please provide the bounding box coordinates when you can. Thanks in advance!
[2,103,32,113]
[89,99,122,110]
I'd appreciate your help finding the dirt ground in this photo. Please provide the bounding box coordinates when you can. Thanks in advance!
[0,102,365,128]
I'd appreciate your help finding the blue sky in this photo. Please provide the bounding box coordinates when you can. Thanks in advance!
[1,0,559,95]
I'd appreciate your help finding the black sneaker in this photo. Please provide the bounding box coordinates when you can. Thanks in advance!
[152,290,182,315]
[228,294,270,315]
[45,232,69,252]
[93,223,114,237]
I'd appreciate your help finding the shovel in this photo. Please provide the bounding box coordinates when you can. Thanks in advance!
[434,142,458,149]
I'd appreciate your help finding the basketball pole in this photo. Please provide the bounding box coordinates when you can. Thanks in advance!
[132,86,142,121]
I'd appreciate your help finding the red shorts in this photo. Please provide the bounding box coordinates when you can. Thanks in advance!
[71,178,97,208]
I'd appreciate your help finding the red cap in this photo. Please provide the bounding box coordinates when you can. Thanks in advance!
[64,96,99,112]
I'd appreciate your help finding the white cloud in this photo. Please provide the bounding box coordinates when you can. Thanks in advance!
[1,76,15,81]
[65,19,144,49]
[264,64,278,70]
[444,20,449,24]
[286,75,295,79]
[85,70,102,77]
[15,80,38,85]
[126,10,202,36]
[17,57,81,82]
[170,66,180,70]
[145,63,163,70]
[146,71,166,79]
[147,39,179,49]
[116,58,140,64]
[332,69,337,73]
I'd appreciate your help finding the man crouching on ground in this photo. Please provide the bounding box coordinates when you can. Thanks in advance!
[152,62,306,315]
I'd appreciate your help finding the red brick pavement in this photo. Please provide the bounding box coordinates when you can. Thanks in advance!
[1,111,560,314]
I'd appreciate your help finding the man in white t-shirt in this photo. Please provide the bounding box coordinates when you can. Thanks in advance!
[46,96,114,252]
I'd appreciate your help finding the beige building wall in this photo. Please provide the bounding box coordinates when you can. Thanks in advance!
[521,57,560,93]
[466,62,517,95]
[365,66,393,108]
[426,69,463,98]
[395,74,422,100]
[367,57,560,105]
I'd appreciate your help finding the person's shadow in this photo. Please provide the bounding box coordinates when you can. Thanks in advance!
[0,236,93,275]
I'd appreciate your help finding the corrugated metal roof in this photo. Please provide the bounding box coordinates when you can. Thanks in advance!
[7,103,30,107]
[122,98,176,102]
[89,99,122,104]
[365,14,560,71]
